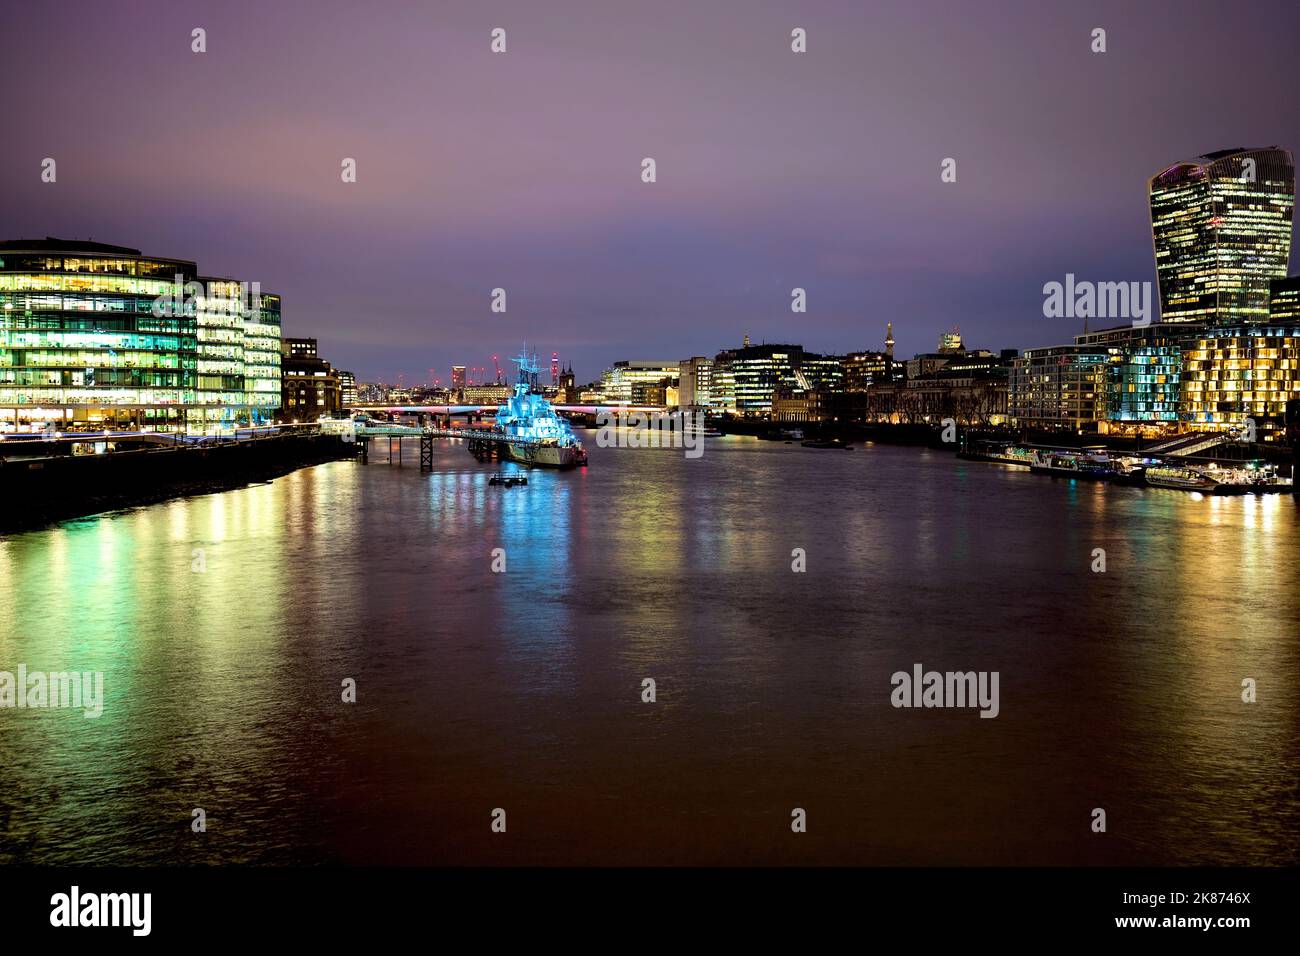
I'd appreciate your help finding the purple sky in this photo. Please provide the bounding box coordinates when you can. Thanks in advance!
[3,0,1298,384]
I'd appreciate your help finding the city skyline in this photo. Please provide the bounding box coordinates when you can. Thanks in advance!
[5,178,1297,436]
[4,2,1299,929]
[4,0,1299,383]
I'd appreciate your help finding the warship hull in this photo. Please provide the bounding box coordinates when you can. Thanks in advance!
[502,441,585,468]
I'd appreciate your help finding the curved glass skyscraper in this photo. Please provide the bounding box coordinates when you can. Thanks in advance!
[1148,146,1294,325]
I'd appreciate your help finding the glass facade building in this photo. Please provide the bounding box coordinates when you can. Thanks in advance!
[1149,147,1294,324]
[337,369,358,408]
[598,361,680,405]
[843,351,890,390]
[1271,275,1300,322]
[1181,324,1300,433]
[1073,323,1192,427]
[1008,345,1108,429]
[1107,344,1183,423]
[1057,148,1300,433]
[711,343,843,416]
[797,353,846,393]
[245,292,283,422]
[195,278,247,429]
[0,238,280,433]
[716,344,796,414]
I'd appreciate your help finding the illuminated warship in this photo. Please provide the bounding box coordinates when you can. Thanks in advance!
[493,352,587,468]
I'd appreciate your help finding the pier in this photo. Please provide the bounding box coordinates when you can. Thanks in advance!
[956,435,1293,495]
[352,423,558,472]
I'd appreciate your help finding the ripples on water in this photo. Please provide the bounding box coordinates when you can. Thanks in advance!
[1,435,1297,865]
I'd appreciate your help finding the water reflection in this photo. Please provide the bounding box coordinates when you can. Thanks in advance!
[0,439,1296,865]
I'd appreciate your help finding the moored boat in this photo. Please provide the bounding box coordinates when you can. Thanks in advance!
[493,353,588,468]
[1142,460,1294,494]
[1143,464,1222,492]
[1237,460,1293,493]
[1028,449,1114,480]
[958,443,1034,466]
[681,420,723,439]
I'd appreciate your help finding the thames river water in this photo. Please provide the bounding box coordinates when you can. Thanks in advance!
[1,434,1297,865]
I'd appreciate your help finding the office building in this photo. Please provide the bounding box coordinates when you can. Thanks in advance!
[337,369,357,408]
[1270,275,1300,322]
[1009,344,1108,429]
[599,360,680,405]
[678,356,714,408]
[1149,147,1294,324]
[1180,280,1300,435]
[844,351,890,391]
[1072,323,1191,433]
[0,238,280,433]
[464,383,512,404]
[711,342,842,416]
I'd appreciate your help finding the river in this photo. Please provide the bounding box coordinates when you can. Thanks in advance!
[1,433,1296,865]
